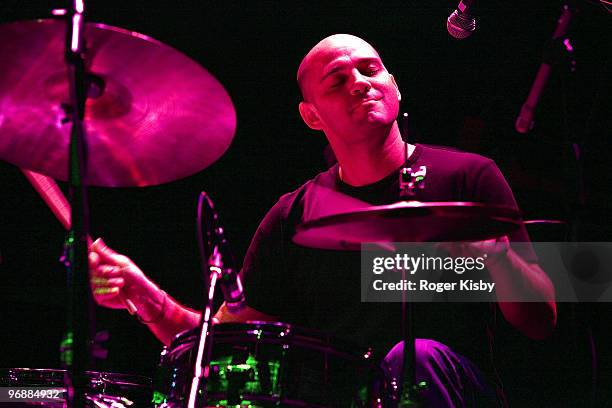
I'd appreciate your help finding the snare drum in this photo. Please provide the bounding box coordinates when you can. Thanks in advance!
[154,322,388,407]
[0,368,152,407]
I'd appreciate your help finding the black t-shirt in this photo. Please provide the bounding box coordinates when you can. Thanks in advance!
[241,144,536,371]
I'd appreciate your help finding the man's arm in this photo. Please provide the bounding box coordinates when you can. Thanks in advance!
[89,238,200,345]
[89,238,276,346]
[469,160,557,339]
[214,302,278,323]
[137,297,276,346]
[453,237,556,340]
[484,241,557,340]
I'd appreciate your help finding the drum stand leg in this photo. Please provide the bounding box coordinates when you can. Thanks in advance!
[398,279,427,407]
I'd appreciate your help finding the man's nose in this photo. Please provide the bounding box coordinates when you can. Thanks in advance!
[350,71,371,95]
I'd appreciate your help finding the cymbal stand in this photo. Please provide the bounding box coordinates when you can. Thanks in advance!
[397,155,428,407]
[61,1,96,406]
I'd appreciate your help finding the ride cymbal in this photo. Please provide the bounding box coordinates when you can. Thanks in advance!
[293,201,522,250]
[0,19,236,186]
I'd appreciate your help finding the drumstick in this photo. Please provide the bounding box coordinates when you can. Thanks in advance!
[20,168,138,315]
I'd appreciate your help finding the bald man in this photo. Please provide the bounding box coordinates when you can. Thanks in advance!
[90,34,556,407]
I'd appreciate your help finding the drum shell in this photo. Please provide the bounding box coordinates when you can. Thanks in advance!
[0,368,152,407]
[155,322,387,407]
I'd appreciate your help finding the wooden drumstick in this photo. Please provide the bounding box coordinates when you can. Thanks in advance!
[20,168,138,315]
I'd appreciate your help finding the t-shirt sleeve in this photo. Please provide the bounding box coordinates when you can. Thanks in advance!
[240,197,292,317]
[471,160,538,263]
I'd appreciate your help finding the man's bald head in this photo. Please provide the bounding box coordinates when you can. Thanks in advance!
[297,34,381,101]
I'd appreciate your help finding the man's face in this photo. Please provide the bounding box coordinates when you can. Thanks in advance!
[298,35,401,140]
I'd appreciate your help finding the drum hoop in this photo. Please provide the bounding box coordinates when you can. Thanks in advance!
[169,322,374,361]
[0,368,151,387]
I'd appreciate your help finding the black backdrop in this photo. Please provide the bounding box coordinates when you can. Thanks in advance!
[1,0,611,406]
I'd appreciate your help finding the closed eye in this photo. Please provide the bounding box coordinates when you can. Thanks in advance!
[328,75,346,88]
[362,66,380,76]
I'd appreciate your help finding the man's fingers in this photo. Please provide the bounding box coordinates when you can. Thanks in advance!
[91,238,131,266]
[91,277,108,286]
[101,265,124,277]
[106,277,125,288]
[121,296,138,315]
[92,277,124,288]
[91,265,124,279]
[90,237,105,253]
[89,251,100,269]
[93,287,120,297]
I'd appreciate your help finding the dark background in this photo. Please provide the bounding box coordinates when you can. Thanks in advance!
[1,0,611,406]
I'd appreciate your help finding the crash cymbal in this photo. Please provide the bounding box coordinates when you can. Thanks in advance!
[293,201,522,250]
[0,19,236,186]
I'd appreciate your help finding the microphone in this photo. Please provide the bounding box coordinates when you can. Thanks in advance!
[197,192,246,311]
[215,226,246,311]
[515,5,574,134]
[447,0,476,39]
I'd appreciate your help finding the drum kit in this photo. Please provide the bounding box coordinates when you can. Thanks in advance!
[0,4,523,408]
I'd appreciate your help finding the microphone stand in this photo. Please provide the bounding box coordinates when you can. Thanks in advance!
[515,5,575,134]
[187,192,236,408]
[62,1,96,406]
[186,246,223,408]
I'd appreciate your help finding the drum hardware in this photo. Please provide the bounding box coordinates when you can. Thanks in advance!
[0,21,236,187]
[514,5,575,134]
[20,168,141,370]
[22,169,141,320]
[293,199,523,406]
[0,368,152,407]
[1,3,546,405]
[399,166,427,199]
[184,192,245,408]
[1,1,236,405]
[398,138,426,200]
[156,323,387,407]
[155,192,390,407]
[293,201,522,251]
[60,330,111,367]
[397,141,429,406]
[58,3,94,405]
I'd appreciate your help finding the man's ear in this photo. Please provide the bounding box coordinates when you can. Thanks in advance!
[390,74,401,102]
[299,101,323,130]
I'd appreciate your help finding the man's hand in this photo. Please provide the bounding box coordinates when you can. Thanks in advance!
[441,236,510,263]
[89,238,205,345]
[441,235,556,339]
[89,238,155,314]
